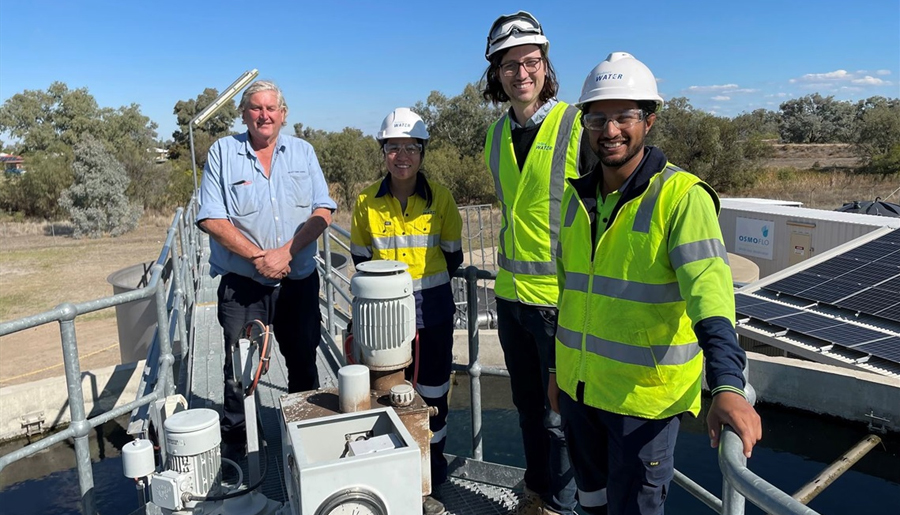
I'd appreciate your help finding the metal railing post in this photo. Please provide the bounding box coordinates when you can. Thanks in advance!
[153,263,175,397]
[322,229,336,338]
[465,266,484,461]
[58,305,97,515]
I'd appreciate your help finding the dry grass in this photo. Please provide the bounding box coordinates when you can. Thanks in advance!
[0,215,173,320]
[738,169,900,209]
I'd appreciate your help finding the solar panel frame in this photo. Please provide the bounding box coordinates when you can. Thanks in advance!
[853,337,900,363]
[805,323,889,347]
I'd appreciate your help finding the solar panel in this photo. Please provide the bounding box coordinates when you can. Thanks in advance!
[791,279,861,304]
[835,288,900,313]
[840,263,900,287]
[853,337,900,363]
[877,229,900,244]
[735,300,801,320]
[843,242,900,264]
[774,312,845,333]
[764,272,823,296]
[734,293,770,311]
[804,257,862,279]
[805,323,888,347]
[879,276,900,293]
[873,304,900,323]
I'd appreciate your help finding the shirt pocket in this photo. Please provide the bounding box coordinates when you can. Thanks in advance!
[229,180,259,217]
[286,170,312,208]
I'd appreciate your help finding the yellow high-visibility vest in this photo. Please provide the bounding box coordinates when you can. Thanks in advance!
[555,165,728,419]
[484,102,582,306]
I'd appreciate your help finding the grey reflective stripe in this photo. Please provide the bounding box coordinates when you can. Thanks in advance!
[632,166,678,233]
[557,325,583,350]
[412,271,450,291]
[559,323,699,366]
[669,238,728,269]
[350,243,372,258]
[497,254,556,275]
[584,333,700,367]
[592,276,683,304]
[489,115,509,261]
[415,380,450,399]
[371,234,440,250]
[548,105,578,257]
[441,239,462,252]
[564,272,590,293]
[563,196,579,227]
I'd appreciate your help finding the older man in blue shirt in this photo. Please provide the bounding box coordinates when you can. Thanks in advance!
[197,80,337,444]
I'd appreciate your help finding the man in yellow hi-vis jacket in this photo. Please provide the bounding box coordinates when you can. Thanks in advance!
[552,53,762,515]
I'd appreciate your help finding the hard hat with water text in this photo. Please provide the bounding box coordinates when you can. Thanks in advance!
[576,52,664,112]
[376,108,430,142]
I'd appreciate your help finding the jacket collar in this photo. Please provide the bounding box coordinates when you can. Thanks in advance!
[375,172,430,199]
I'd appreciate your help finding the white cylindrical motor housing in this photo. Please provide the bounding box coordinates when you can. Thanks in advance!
[163,408,222,497]
[122,439,155,478]
[351,260,415,370]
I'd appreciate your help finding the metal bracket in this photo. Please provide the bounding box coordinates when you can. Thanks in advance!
[20,411,45,438]
[864,410,889,434]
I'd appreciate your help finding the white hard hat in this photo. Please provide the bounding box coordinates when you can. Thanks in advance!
[376,108,430,142]
[485,11,549,60]
[576,52,664,112]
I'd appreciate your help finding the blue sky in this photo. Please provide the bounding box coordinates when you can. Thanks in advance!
[1,0,898,143]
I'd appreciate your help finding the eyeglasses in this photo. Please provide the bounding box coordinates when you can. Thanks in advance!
[384,143,423,156]
[498,57,543,77]
[581,109,646,131]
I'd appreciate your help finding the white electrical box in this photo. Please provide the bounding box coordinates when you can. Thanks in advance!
[282,407,422,515]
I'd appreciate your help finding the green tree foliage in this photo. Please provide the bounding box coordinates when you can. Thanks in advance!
[414,83,505,159]
[58,136,142,238]
[169,88,240,168]
[314,127,382,211]
[0,152,72,218]
[650,97,766,193]
[779,94,854,143]
[854,96,900,174]
[732,108,781,140]
[0,82,100,155]
[423,145,495,205]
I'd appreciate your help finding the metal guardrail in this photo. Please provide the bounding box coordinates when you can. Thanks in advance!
[0,202,823,515]
[0,199,203,515]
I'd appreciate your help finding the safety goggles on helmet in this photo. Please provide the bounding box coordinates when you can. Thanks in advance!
[485,11,547,59]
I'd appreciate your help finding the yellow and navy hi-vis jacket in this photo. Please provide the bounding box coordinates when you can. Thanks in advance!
[484,102,583,307]
[555,147,744,420]
[350,173,463,328]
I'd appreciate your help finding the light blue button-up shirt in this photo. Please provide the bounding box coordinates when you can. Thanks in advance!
[197,132,337,285]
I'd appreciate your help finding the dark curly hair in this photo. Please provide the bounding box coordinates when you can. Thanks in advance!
[480,46,559,105]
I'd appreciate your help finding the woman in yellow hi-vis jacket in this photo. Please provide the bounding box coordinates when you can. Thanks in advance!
[350,107,463,515]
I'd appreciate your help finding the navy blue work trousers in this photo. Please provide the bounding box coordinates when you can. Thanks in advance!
[405,319,455,486]
[497,298,576,514]
[560,392,681,515]
[217,272,322,439]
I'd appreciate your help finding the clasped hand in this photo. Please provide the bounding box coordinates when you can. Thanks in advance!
[252,248,291,280]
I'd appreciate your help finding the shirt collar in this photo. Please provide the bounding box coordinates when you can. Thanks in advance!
[237,131,288,155]
[508,98,558,129]
[375,172,430,199]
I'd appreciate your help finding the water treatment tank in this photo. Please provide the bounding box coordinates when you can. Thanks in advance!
[350,260,415,370]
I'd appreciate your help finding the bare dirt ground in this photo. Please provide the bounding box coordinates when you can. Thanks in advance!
[0,144,897,388]
[0,216,172,386]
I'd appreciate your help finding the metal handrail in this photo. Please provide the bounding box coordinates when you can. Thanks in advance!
[0,200,203,515]
[0,204,822,515]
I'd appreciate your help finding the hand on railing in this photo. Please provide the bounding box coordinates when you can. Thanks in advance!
[708,391,762,458]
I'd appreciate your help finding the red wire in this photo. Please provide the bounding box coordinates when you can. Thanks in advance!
[243,319,270,397]
[412,330,420,389]
[344,334,356,365]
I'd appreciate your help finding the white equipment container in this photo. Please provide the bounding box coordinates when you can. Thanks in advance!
[350,260,416,370]
[283,407,422,515]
